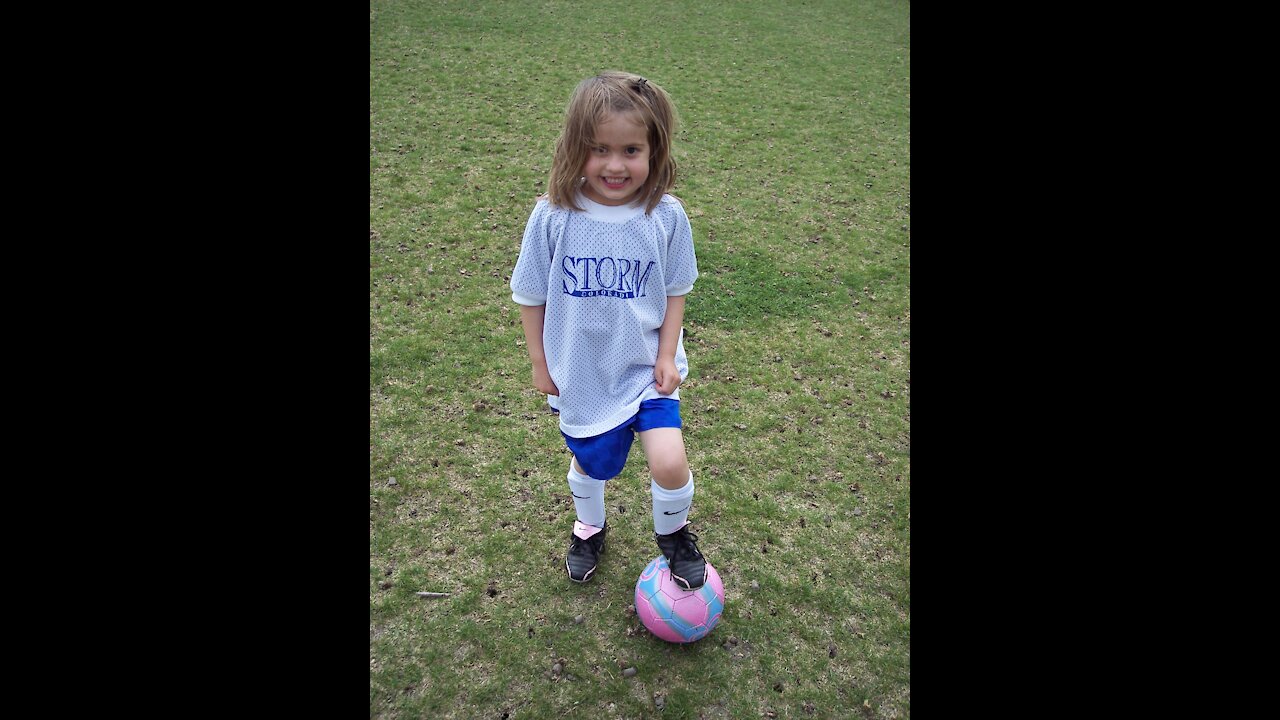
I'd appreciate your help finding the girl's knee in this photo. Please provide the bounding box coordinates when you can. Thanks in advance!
[650,457,690,488]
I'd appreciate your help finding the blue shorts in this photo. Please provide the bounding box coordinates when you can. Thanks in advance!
[561,399,682,480]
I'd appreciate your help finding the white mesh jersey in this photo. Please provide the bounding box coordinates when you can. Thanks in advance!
[510,192,699,438]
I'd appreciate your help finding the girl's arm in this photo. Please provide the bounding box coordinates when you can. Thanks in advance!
[654,294,686,394]
[520,304,560,395]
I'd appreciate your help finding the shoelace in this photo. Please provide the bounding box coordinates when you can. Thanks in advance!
[672,530,703,563]
[570,534,600,556]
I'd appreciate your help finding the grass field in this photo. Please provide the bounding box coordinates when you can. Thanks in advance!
[370,1,909,717]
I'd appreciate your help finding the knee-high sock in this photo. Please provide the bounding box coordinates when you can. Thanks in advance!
[568,463,606,534]
[651,472,694,535]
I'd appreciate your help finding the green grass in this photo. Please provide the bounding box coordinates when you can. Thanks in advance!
[371,0,909,717]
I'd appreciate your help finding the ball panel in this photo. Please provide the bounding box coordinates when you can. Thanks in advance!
[670,594,710,627]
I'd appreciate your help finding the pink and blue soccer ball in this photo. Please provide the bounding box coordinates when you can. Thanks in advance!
[634,554,725,643]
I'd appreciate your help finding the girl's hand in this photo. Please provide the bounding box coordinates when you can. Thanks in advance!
[532,365,560,396]
[654,358,681,394]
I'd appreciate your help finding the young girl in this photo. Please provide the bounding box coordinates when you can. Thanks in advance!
[510,71,708,589]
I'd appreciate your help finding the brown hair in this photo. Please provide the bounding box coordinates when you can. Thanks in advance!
[547,71,679,214]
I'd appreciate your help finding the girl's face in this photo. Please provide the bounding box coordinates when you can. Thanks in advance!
[581,112,650,206]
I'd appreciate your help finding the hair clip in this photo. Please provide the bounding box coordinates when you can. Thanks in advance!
[635,77,649,90]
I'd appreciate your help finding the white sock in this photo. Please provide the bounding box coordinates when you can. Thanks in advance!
[651,472,694,535]
[568,462,606,533]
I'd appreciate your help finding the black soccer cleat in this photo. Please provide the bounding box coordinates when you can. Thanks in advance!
[655,523,707,590]
[566,521,607,583]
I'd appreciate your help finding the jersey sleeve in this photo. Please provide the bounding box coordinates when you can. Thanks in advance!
[663,200,699,296]
[510,199,554,305]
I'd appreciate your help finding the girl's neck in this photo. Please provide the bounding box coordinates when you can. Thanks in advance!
[576,190,647,223]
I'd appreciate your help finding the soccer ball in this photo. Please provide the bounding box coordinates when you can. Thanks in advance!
[634,554,725,643]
